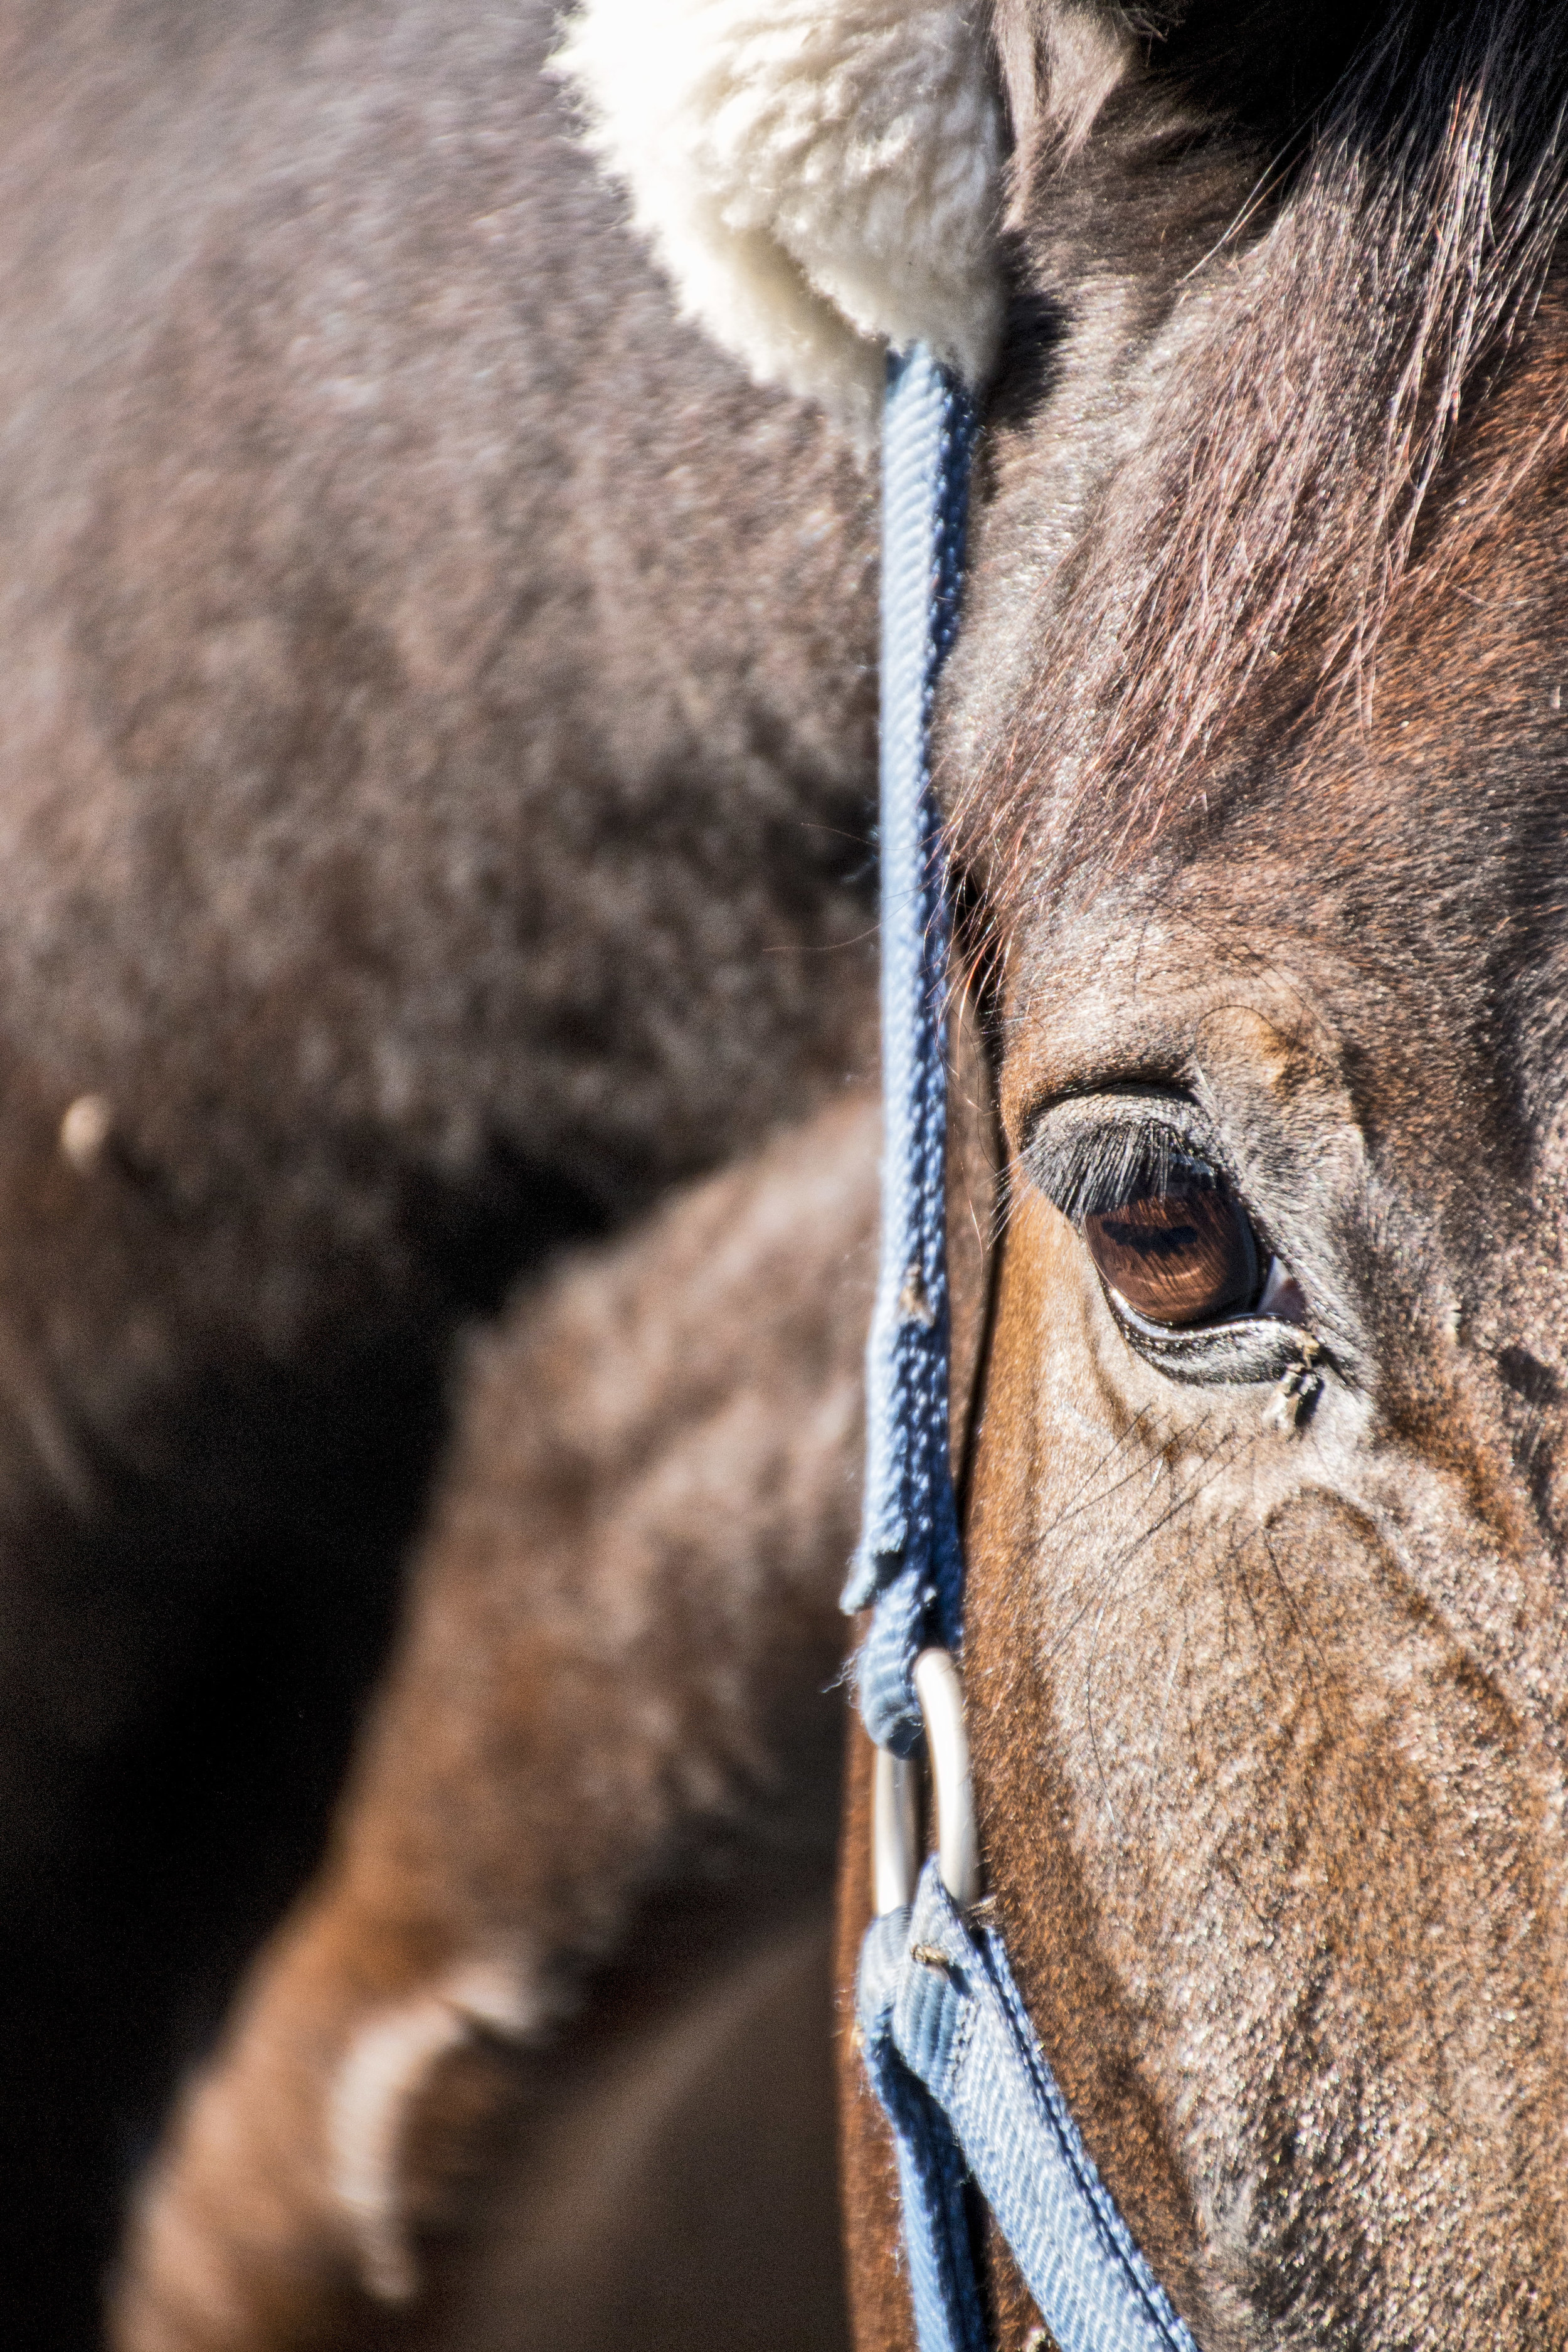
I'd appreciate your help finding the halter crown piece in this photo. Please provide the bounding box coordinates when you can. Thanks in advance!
[844,346,1204,2352]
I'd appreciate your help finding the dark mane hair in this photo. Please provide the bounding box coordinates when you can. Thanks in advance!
[953,1,1568,914]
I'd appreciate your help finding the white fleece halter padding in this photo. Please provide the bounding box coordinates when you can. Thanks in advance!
[553,0,1006,439]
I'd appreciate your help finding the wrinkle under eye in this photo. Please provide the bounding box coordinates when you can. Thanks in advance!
[1082,1171,1258,1328]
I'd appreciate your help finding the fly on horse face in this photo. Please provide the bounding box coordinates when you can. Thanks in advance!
[11,0,1568,2346]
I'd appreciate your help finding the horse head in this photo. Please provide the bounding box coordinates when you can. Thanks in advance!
[591,1,1568,2339]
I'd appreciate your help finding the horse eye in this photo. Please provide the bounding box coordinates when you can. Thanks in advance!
[1081,1168,1259,1328]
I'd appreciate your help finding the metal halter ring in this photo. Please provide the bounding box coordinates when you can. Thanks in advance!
[872,1647,980,1915]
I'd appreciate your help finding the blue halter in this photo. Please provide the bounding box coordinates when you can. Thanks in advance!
[842,346,1203,2352]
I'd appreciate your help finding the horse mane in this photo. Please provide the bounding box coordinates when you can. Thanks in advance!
[952,1,1568,914]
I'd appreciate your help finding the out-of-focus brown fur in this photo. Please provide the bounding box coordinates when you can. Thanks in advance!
[0,0,877,2328]
[420,1890,851,2352]
[117,1095,879,2349]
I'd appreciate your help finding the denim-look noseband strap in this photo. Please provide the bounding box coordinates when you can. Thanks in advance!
[845,347,1204,2352]
[858,1865,1200,2352]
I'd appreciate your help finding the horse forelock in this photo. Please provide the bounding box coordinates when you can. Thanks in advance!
[950,1,1568,926]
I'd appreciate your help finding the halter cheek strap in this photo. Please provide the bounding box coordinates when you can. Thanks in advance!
[842,346,1203,2352]
[842,346,972,1761]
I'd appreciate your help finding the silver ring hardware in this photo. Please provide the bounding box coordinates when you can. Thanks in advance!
[871,1646,980,1915]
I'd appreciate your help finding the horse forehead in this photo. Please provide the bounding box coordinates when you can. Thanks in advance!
[953,273,1568,999]
[993,456,1568,1083]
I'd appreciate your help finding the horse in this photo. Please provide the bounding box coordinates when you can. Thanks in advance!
[0,0,883,2338]
[29,0,1568,2344]
[112,1090,884,2349]
[846,3,1568,2343]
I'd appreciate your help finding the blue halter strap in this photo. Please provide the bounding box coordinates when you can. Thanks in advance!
[842,346,1203,2352]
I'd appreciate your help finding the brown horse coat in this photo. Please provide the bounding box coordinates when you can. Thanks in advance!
[117,1092,881,2349]
[0,0,879,2334]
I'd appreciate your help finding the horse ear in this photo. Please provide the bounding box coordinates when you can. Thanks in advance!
[990,0,1133,193]
[553,0,1009,442]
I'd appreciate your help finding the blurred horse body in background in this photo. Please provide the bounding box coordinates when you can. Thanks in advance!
[0,2,877,2338]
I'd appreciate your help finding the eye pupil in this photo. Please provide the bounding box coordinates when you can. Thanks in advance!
[1082,1173,1258,1328]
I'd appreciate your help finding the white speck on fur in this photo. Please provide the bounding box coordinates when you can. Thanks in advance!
[552,0,1006,441]
[60,1092,114,1174]
[328,1961,541,2304]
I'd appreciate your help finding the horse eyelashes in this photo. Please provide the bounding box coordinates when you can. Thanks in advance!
[1035,1121,1212,1226]
[1027,1112,1263,1331]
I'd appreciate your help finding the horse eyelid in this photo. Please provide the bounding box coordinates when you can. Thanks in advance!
[1023,1106,1222,1225]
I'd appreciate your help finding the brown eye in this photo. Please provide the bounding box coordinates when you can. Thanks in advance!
[1082,1169,1259,1328]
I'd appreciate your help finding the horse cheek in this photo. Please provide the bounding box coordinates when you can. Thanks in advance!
[962,1191,1211,2337]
